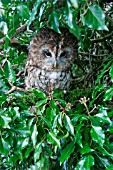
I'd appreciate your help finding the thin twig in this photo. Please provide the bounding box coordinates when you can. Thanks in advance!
[5,82,29,95]
[91,31,113,43]
[78,52,111,57]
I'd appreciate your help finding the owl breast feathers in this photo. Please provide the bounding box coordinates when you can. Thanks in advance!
[25,28,78,92]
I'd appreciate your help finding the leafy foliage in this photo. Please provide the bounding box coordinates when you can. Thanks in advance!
[0,0,113,169]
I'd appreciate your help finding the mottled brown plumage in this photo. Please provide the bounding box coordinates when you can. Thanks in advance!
[25,28,77,92]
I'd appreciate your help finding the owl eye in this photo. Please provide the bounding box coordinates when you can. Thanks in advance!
[60,51,67,58]
[44,50,52,57]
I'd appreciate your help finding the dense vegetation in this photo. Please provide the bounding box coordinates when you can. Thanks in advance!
[0,0,113,169]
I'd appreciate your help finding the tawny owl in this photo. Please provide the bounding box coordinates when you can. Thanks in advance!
[25,28,77,92]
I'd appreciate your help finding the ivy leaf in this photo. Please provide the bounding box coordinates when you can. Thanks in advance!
[75,155,94,170]
[90,126,105,146]
[64,115,74,136]
[84,5,108,31]
[31,124,38,148]
[60,141,75,164]
[3,60,16,83]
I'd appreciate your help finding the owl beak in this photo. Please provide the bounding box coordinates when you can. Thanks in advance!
[53,60,58,68]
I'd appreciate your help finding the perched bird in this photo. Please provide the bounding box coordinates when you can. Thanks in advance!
[25,28,77,92]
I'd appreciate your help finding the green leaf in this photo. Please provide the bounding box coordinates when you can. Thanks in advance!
[3,60,16,83]
[90,126,105,146]
[31,124,38,148]
[41,116,52,128]
[75,122,84,147]
[75,155,94,170]
[109,65,113,82]
[48,11,61,33]
[30,89,46,99]
[70,0,78,8]
[60,141,75,164]
[64,115,74,136]
[35,99,47,107]
[27,0,42,29]
[49,132,60,148]
[95,106,111,124]
[80,145,94,154]
[84,5,108,31]
[17,5,30,19]
[97,146,113,157]
[0,137,11,156]
[58,112,63,126]
[104,87,113,101]
[24,146,33,158]
[21,138,29,149]
[46,107,56,122]
[106,165,113,170]
[0,94,7,105]
[34,142,42,162]
[0,21,8,34]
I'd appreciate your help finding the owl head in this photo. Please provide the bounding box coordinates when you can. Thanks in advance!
[28,28,78,71]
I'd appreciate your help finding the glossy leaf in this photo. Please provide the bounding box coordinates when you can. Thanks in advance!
[109,65,113,82]
[3,60,16,83]
[48,11,61,33]
[0,94,7,105]
[104,87,113,101]
[27,0,42,29]
[84,5,108,31]
[0,137,11,156]
[41,116,52,128]
[75,123,84,147]
[31,124,38,148]
[34,142,42,162]
[90,126,105,146]
[80,145,94,154]
[95,106,111,124]
[49,132,60,148]
[30,89,47,99]
[17,5,30,19]
[35,99,47,107]
[60,141,75,164]
[70,0,78,8]
[75,155,94,170]
[0,21,8,34]
[21,138,29,149]
[64,115,74,136]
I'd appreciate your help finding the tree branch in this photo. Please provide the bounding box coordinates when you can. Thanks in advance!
[91,31,113,43]
[0,24,27,45]
[5,81,29,95]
